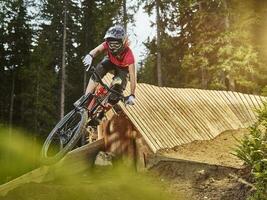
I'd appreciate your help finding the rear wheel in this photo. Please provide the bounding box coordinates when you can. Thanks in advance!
[40,108,88,165]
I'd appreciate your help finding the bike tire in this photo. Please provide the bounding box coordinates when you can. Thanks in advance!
[40,108,88,165]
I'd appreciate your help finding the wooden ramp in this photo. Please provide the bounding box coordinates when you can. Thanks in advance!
[0,139,105,196]
[103,75,267,153]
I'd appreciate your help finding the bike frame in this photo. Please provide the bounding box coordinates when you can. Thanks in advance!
[75,66,125,119]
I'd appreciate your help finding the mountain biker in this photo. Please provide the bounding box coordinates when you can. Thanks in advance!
[82,25,136,125]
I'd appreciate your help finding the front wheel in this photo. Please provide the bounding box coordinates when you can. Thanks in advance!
[40,108,88,165]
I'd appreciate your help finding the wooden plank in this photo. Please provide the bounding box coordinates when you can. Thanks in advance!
[104,79,265,152]
[187,89,226,137]
[251,95,263,109]
[0,139,105,196]
[242,94,258,121]
[156,87,200,143]
[226,91,251,125]
[120,108,159,152]
[160,87,204,141]
[247,94,262,110]
[210,90,243,129]
[127,84,169,150]
[137,84,184,146]
[138,85,184,146]
[212,90,244,128]
[175,88,213,139]
[234,92,255,122]
[182,88,217,139]
[0,167,50,196]
[220,91,248,125]
[155,89,198,143]
[167,88,212,140]
[147,85,197,146]
[207,90,241,129]
[121,103,163,152]
[193,89,227,134]
[194,89,233,130]
[124,84,172,148]
[177,89,217,139]
[195,89,232,132]
[121,100,165,151]
[144,85,188,145]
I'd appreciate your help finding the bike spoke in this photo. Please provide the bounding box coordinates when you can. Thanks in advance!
[41,109,85,163]
[59,137,64,150]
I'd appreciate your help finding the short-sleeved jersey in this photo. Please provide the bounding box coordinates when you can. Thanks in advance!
[102,42,135,68]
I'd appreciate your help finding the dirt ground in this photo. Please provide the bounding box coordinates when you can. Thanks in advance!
[149,129,254,200]
[160,129,249,168]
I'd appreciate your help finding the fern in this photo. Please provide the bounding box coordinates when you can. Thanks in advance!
[234,102,267,200]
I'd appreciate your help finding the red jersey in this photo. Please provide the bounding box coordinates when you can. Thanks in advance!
[102,42,135,68]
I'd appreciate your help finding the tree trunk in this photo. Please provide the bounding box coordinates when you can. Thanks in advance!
[60,0,67,119]
[9,69,15,132]
[156,0,162,87]
[222,0,230,29]
[222,0,235,91]
[198,2,207,89]
[123,0,127,33]
[35,65,40,133]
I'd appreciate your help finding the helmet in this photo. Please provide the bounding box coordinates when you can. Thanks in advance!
[104,25,127,56]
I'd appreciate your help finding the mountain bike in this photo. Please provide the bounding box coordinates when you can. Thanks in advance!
[40,66,125,165]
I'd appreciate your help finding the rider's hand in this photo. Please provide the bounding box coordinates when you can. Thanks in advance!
[125,94,135,106]
[82,54,93,67]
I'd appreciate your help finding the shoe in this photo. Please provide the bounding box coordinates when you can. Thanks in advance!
[94,151,115,166]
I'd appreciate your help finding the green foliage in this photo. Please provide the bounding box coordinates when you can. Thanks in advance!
[139,0,267,94]
[234,102,267,199]
[0,127,41,184]
[20,35,58,135]
[261,86,267,97]
[0,0,32,126]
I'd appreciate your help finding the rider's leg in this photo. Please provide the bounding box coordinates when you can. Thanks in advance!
[85,79,98,95]
[85,57,112,94]
[108,67,129,105]
[86,58,114,127]
[114,67,129,93]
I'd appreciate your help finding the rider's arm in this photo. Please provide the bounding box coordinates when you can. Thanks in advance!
[89,43,105,58]
[128,63,136,96]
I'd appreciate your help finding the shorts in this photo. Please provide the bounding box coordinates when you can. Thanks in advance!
[91,57,129,92]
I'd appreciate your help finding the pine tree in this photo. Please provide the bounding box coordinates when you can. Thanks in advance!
[2,0,32,128]
[139,0,266,95]
[21,34,58,135]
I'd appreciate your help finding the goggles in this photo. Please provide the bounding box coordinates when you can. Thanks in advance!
[107,40,122,51]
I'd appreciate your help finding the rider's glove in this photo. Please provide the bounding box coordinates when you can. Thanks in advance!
[82,54,93,67]
[125,94,135,106]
